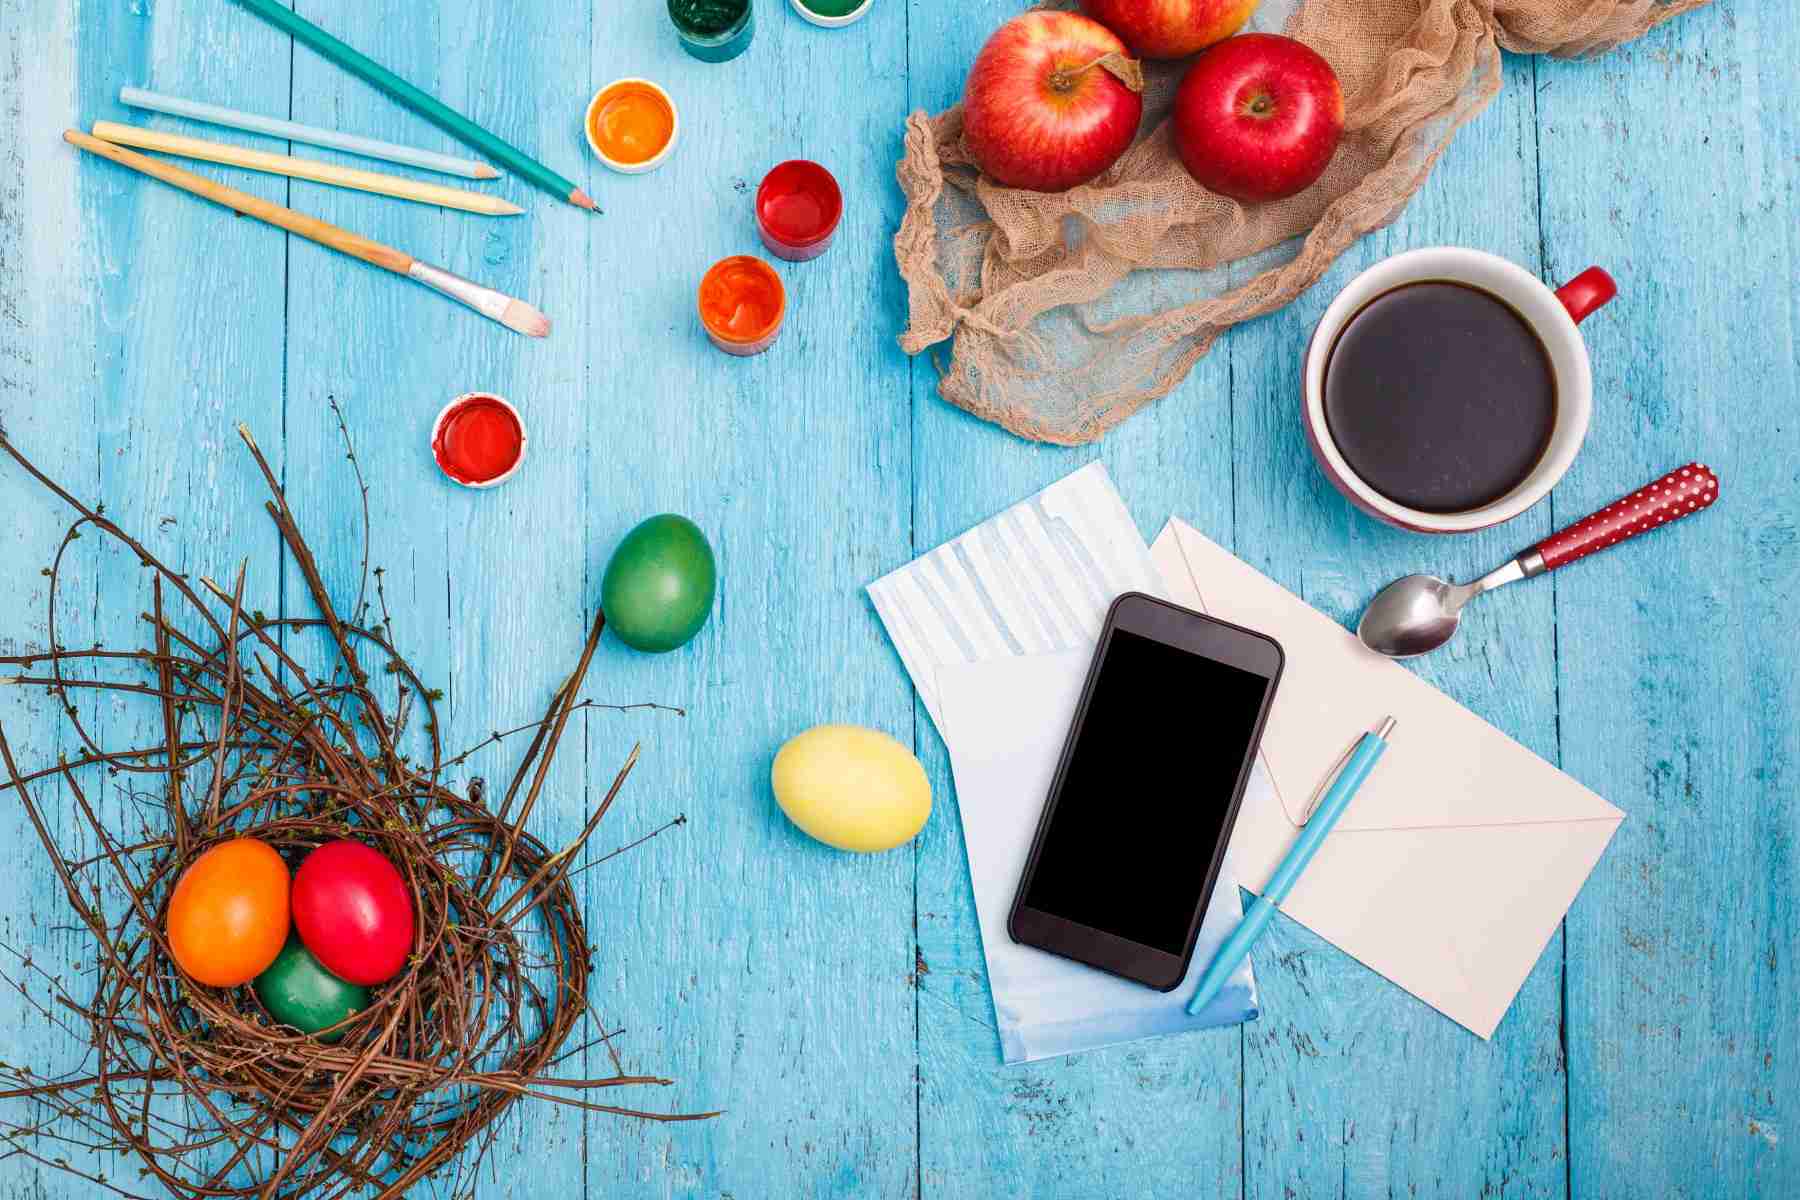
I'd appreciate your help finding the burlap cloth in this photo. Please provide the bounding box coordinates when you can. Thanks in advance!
[894,0,1709,444]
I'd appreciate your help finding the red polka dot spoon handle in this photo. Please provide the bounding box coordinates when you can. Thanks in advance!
[1526,463,1720,574]
[1360,463,1721,657]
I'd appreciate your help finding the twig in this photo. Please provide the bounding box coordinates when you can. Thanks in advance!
[0,421,706,1198]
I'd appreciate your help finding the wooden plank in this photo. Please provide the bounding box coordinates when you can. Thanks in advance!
[1227,50,1570,1198]
[274,1,597,1193]
[904,4,1244,1193]
[1534,3,1800,1192]
[5,0,1795,1194]
[0,6,108,1188]
[567,3,919,1196]
[0,0,292,1191]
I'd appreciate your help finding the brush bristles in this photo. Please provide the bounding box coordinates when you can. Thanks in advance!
[501,298,551,338]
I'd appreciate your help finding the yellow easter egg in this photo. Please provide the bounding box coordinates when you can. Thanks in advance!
[771,724,931,853]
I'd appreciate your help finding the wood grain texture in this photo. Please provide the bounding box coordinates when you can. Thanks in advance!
[1536,3,1800,1194]
[277,1,598,1193]
[578,2,916,1195]
[1228,45,1572,1199]
[0,0,1793,1196]
[2,0,292,1192]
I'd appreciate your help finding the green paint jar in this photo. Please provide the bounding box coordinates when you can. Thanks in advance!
[668,0,754,63]
[790,0,872,26]
[254,937,370,1042]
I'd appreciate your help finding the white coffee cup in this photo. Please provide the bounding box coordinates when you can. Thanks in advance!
[1301,247,1616,533]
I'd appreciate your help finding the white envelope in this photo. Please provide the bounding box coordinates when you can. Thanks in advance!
[1151,519,1624,1038]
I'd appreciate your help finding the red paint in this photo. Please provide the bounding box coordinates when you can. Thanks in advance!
[292,840,415,986]
[432,393,525,486]
[755,160,843,261]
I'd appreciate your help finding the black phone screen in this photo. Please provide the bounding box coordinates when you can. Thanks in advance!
[1020,627,1272,956]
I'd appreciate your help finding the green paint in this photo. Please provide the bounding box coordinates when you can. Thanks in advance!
[254,937,370,1042]
[601,514,717,653]
[797,0,866,16]
[667,0,748,37]
[668,0,754,62]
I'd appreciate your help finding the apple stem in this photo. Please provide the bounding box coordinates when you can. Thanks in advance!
[1054,51,1145,96]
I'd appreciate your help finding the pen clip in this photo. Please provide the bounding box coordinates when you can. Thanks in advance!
[1300,717,1396,825]
[1300,737,1358,826]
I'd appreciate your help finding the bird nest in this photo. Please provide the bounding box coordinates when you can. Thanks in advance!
[0,418,706,1198]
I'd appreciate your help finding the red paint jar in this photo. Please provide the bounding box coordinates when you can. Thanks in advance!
[697,255,786,356]
[754,160,842,262]
[431,393,526,487]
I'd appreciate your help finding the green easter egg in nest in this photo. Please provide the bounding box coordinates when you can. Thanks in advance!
[254,937,370,1042]
[602,514,717,653]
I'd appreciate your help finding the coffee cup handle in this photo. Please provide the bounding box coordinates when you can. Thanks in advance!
[1554,267,1618,324]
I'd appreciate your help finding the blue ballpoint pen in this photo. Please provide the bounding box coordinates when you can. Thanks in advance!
[1186,716,1398,1015]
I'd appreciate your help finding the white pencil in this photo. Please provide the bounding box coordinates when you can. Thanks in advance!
[119,86,501,181]
[91,121,522,216]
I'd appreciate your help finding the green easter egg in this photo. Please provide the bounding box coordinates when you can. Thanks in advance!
[254,937,370,1042]
[601,514,717,653]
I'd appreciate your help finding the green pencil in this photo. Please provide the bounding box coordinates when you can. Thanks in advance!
[229,0,597,213]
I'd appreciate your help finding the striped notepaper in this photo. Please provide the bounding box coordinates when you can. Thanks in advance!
[867,462,1164,731]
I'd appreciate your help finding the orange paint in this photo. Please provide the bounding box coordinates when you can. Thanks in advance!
[698,255,786,356]
[588,81,675,167]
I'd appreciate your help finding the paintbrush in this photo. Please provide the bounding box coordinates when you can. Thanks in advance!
[64,129,549,337]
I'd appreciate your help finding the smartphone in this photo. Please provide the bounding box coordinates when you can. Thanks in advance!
[1008,592,1284,991]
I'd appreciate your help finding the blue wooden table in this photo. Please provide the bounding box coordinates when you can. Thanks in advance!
[1,1,1793,1195]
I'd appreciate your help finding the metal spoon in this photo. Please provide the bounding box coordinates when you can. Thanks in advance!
[1359,462,1719,658]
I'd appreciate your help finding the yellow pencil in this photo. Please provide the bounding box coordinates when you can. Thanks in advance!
[90,120,522,217]
[65,130,549,337]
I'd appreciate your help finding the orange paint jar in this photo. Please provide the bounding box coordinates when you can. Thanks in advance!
[698,256,786,356]
[584,79,678,174]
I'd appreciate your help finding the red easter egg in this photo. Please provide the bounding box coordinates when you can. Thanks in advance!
[291,840,414,986]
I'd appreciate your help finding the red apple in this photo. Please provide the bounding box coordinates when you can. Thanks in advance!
[962,11,1145,194]
[1173,33,1344,203]
[1079,0,1259,60]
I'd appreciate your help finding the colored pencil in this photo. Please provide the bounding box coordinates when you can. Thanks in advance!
[120,87,500,180]
[91,121,522,216]
[227,0,597,213]
[64,131,549,337]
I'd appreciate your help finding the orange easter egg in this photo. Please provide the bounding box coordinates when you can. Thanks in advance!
[166,838,291,987]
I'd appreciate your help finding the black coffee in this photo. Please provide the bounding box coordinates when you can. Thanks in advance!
[1323,280,1556,514]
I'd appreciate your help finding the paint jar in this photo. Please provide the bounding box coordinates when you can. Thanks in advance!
[790,0,874,28]
[697,255,786,356]
[585,79,678,174]
[668,0,754,63]
[432,393,527,488]
[755,160,843,262]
